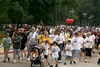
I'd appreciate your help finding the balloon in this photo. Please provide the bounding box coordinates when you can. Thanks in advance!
[66,18,74,24]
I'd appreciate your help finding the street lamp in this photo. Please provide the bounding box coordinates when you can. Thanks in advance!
[83,13,87,17]
[88,15,94,26]
[83,13,87,26]
[69,9,75,25]
[70,8,75,15]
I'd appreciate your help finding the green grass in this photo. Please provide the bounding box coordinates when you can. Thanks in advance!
[0,31,4,43]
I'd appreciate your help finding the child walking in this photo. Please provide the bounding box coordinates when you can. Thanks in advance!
[50,41,60,67]
[64,40,73,65]
[40,40,50,65]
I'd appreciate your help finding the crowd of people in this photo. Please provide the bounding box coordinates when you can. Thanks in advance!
[0,22,100,67]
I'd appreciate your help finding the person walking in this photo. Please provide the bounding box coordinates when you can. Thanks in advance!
[54,31,65,63]
[1,33,11,62]
[50,41,60,67]
[12,32,21,63]
[84,32,93,63]
[25,27,38,61]
[19,28,27,60]
[64,40,73,65]
[71,32,81,64]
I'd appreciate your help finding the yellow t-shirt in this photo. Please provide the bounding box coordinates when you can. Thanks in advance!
[38,34,44,43]
[65,33,70,42]
[41,37,50,46]
[98,44,100,49]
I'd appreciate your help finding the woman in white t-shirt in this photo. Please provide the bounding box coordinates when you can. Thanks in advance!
[50,41,60,67]
[84,32,93,63]
[71,32,81,64]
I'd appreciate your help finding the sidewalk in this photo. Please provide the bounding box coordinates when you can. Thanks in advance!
[0,54,100,67]
[0,47,100,65]
[0,47,27,55]
[0,49,100,67]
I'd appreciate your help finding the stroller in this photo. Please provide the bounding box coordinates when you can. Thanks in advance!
[97,58,100,65]
[30,46,44,67]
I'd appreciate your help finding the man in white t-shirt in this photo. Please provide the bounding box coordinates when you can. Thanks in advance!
[54,31,65,62]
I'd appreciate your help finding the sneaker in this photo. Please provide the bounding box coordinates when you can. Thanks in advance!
[13,60,16,63]
[64,62,66,65]
[88,59,91,62]
[85,60,88,63]
[8,57,10,61]
[70,61,72,64]
[3,60,6,63]
[55,64,58,67]
[50,65,53,67]
[92,53,94,56]
[76,59,79,63]
[27,57,30,61]
[98,54,100,57]
[20,57,24,60]
[74,61,76,64]
[58,60,61,63]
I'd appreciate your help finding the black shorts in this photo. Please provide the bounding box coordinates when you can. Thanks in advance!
[44,55,48,59]
[81,48,86,52]
[86,48,92,56]
[20,45,26,50]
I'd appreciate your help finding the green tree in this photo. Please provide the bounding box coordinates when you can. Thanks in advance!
[0,0,11,24]
[8,1,24,24]
[28,0,55,25]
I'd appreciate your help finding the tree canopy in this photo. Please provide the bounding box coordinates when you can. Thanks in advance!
[0,0,100,26]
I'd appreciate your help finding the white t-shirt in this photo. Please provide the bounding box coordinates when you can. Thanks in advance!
[41,43,49,55]
[65,44,73,56]
[83,38,86,48]
[60,32,65,38]
[28,32,38,45]
[90,34,95,45]
[79,37,84,48]
[71,37,81,50]
[52,46,60,58]
[54,35,65,44]
[49,34,55,43]
[84,37,93,48]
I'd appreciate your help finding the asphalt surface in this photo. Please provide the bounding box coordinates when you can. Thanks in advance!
[0,53,100,67]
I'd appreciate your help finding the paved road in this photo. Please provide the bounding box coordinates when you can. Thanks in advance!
[0,53,100,67]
